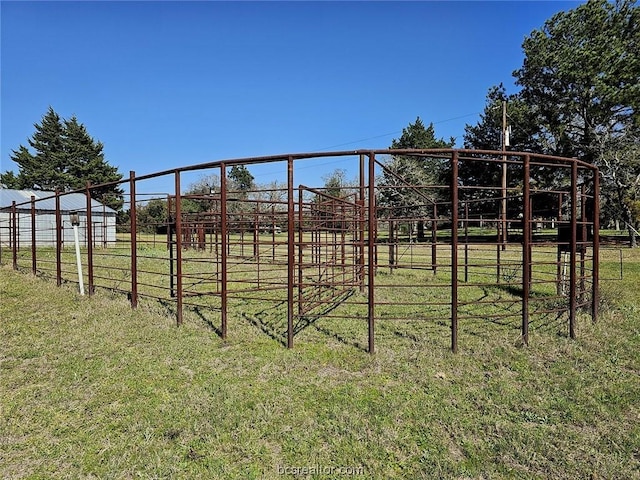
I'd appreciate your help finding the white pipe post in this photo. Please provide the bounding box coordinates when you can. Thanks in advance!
[73,223,85,295]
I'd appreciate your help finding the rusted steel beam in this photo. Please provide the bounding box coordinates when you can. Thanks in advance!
[174,171,183,325]
[432,204,437,273]
[522,155,531,346]
[55,191,62,286]
[30,196,36,274]
[592,169,600,322]
[85,183,94,295]
[129,171,138,308]
[367,152,376,354]
[220,164,228,339]
[298,187,304,317]
[569,162,578,339]
[451,151,459,353]
[11,201,18,270]
[287,156,295,349]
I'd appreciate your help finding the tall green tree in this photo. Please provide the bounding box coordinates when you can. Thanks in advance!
[2,107,67,190]
[462,85,552,203]
[389,117,455,182]
[380,117,455,239]
[228,165,255,196]
[514,0,639,164]
[513,0,640,234]
[463,84,544,154]
[1,107,124,211]
[63,115,124,210]
[597,127,640,244]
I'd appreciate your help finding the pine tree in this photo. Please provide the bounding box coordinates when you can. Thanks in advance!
[381,117,455,239]
[1,107,124,211]
[63,115,124,211]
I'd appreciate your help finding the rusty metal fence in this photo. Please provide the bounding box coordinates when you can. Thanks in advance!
[0,149,599,353]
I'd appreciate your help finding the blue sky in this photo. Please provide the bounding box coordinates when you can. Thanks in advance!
[1,1,581,193]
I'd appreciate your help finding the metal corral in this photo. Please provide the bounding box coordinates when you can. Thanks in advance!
[1,149,599,353]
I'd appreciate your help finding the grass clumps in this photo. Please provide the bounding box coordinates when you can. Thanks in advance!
[2,250,640,478]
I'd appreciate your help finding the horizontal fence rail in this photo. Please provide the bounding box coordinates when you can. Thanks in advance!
[0,149,600,353]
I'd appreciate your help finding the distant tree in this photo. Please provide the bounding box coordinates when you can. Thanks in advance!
[597,128,640,245]
[380,117,455,239]
[389,116,455,182]
[1,107,124,211]
[136,198,169,234]
[462,84,551,214]
[228,165,255,196]
[312,169,356,231]
[320,169,348,198]
[463,84,544,155]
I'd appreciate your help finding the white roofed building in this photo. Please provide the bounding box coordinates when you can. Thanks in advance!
[0,188,117,248]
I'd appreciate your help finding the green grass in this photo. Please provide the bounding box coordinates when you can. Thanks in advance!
[2,247,640,479]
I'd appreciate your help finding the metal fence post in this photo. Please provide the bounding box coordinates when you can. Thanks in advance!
[174,171,183,326]
[129,171,138,308]
[569,162,578,339]
[432,204,438,273]
[85,183,94,295]
[451,151,459,353]
[30,196,36,274]
[592,169,600,322]
[220,164,228,339]
[298,187,304,317]
[522,155,531,345]
[55,191,62,286]
[368,152,376,354]
[287,156,295,349]
[11,201,18,270]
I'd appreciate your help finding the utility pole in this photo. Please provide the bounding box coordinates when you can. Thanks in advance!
[501,99,508,251]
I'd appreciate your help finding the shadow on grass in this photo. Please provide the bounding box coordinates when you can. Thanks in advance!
[158,299,224,338]
[241,301,288,348]
[239,289,369,352]
[193,307,223,338]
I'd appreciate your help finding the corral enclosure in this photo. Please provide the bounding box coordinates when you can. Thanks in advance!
[0,149,599,353]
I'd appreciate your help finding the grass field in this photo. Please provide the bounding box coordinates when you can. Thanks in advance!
[1,246,639,479]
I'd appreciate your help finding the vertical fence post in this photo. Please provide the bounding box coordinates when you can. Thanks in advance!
[432,203,437,273]
[464,201,469,283]
[359,153,366,292]
[129,171,138,308]
[220,164,228,339]
[298,187,304,317]
[287,156,295,349]
[85,183,94,295]
[174,171,184,326]
[451,151,459,353]
[592,168,600,322]
[580,183,587,302]
[496,208,501,284]
[522,155,531,345]
[55,191,62,286]
[11,201,18,270]
[168,195,175,297]
[30,197,37,274]
[569,162,578,339]
[367,152,376,354]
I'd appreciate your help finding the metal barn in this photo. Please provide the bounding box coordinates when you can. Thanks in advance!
[0,189,117,248]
